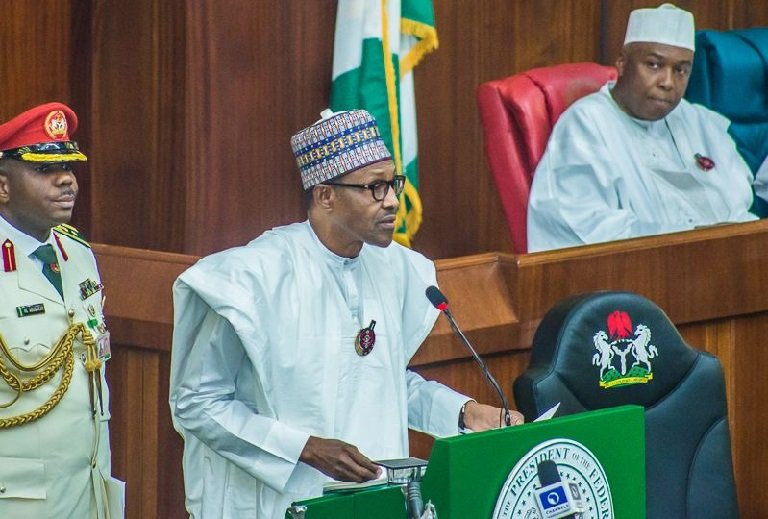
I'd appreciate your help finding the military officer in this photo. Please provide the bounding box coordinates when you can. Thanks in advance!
[0,103,124,518]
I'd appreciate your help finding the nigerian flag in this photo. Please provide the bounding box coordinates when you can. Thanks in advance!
[330,0,438,247]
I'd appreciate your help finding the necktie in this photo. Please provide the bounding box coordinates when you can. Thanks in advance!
[32,244,63,298]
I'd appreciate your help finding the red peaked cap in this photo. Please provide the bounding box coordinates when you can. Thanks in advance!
[0,102,87,162]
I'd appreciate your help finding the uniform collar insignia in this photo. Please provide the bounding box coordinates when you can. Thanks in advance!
[2,239,17,272]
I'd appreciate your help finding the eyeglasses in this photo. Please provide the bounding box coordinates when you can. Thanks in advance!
[323,175,406,202]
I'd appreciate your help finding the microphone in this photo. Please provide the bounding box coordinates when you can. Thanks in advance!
[534,460,584,519]
[425,285,512,427]
[406,480,424,519]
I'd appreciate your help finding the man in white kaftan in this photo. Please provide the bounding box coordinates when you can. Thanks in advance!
[171,221,468,517]
[170,109,522,518]
[527,4,758,252]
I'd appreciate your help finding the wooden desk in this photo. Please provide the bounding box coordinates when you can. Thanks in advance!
[95,219,768,518]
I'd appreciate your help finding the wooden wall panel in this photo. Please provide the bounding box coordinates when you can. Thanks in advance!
[731,315,768,515]
[0,0,94,231]
[730,3,768,28]
[600,0,761,64]
[87,0,187,251]
[95,244,192,518]
[109,347,155,519]
[680,314,768,515]
[0,0,75,119]
[108,344,186,519]
[184,0,336,255]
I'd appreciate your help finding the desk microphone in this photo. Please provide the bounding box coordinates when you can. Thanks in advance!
[406,480,424,519]
[534,459,583,519]
[425,285,512,427]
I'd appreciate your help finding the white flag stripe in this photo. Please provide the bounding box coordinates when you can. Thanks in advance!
[400,72,417,167]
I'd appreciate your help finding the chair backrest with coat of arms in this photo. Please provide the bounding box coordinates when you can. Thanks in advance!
[513,290,738,519]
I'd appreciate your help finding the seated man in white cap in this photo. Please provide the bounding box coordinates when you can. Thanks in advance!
[527,3,758,252]
[169,109,523,519]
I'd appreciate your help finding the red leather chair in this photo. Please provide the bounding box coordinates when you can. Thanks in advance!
[477,63,617,253]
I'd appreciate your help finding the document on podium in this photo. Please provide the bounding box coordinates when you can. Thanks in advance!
[533,402,560,422]
[322,473,388,493]
[323,456,428,492]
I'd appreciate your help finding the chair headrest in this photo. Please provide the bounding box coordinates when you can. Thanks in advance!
[687,28,768,122]
[530,291,698,410]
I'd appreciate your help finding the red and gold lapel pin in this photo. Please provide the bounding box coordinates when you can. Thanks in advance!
[694,153,715,171]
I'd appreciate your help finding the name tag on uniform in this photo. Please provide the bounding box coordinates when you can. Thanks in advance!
[16,303,45,317]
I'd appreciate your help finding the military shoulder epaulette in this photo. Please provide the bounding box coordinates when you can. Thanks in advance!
[53,223,91,248]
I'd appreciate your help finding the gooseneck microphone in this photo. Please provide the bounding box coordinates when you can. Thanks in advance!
[425,285,512,427]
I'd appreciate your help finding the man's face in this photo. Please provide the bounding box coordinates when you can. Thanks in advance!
[328,160,400,253]
[0,160,79,240]
[614,42,694,121]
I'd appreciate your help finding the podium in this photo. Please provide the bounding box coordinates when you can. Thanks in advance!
[287,405,645,519]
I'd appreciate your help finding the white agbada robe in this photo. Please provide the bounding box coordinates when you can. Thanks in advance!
[169,221,469,518]
[527,83,757,252]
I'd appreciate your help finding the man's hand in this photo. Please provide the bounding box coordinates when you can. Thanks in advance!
[463,401,525,431]
[299,436,382,482]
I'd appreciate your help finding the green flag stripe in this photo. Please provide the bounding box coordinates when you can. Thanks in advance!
[402,0,435,26]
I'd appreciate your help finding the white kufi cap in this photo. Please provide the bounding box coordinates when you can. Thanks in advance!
[624,3,695,52]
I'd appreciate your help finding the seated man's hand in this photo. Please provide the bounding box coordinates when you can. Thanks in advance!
[299,436,382,482]
[463,401,524,431]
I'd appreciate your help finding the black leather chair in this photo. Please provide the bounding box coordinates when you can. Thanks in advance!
[514,291,738,519]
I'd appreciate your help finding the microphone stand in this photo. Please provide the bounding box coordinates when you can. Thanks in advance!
[406,480,424,519]
[440,307,512,427]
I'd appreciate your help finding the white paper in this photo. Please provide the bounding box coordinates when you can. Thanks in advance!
[533,402,561,422]
[322,472,387,493]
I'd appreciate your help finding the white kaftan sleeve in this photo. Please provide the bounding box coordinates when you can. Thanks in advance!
[170,285,310,493]
[405,370,469,438]
[390,250,470,437]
